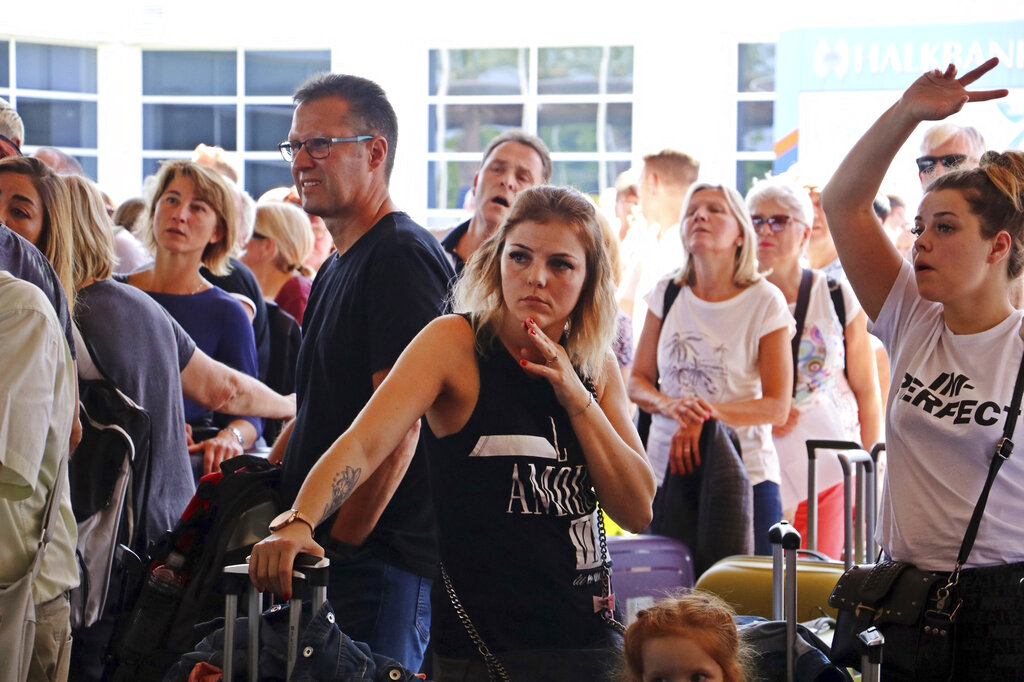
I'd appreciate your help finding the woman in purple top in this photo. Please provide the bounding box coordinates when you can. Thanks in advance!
[126,160,262,474]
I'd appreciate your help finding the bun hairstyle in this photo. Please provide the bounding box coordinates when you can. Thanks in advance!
[929,150,1024,279]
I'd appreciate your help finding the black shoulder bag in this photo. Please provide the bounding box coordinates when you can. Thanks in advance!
[828,345,1024,679]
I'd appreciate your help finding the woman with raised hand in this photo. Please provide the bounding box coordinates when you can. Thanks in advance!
[629,183,793,555]
[250,185,654,680]
[126,160,263,473]
[821,58,1023,676]
[747,177,882,559]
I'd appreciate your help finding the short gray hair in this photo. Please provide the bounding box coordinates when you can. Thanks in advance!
[745,176,814,227]
[921,123,985,160]
[480,130,552,184]
[0,101,24,145]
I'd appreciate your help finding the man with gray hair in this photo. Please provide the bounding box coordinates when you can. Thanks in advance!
[438,129,551,275]
[0,99,24,149]
[916,123,985,188]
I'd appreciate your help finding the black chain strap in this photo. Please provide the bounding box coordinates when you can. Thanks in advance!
[595,505,626,635]
[442,504,625,681]
[439,562,511,682]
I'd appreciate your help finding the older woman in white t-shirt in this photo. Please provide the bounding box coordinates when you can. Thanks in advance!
[822,58,1024,676]
[748,177,882,560]
[630,182,793,554]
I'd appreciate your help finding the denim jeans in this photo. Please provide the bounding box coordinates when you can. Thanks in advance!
[324,547,431,672]
[752,480,783,556]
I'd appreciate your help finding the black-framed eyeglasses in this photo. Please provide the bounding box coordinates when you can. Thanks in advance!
[916,154,968,174]
[278,135,374,162]
[751,214,800,233]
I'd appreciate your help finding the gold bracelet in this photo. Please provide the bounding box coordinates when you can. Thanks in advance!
[570,391,594,418]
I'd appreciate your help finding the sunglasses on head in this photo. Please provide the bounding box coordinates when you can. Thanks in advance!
[916,154,968,174]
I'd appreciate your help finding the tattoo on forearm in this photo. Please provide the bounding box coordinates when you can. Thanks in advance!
[323,465,362,520]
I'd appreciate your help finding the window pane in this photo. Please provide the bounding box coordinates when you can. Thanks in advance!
[75,155,98,182]
[143,104,236,150]
[738,43,775,93]
[245,50,330,96]
[246,104,294,151]
[550,161,599,195]
[0,42,9,88]
[18,98,97,147]
[605,160,632,190]
[17,43,97,93]
[143,51,236,96]
[608,46,634,94]
[737,101,773,152]
[538,103,597,153]
[427,160,477,211]
[245,160,294,200]
[428,104,524,153]
[736,160,772,195]
[539,47,602,95]
[606,103,632,153]
[430,48,525,96]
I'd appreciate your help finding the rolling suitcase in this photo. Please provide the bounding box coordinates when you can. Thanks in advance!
[805,440,882,568]
[221,553,329,682]
[607,534,695,624]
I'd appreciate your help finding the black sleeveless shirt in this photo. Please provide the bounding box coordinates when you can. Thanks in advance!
[422,322,615,657]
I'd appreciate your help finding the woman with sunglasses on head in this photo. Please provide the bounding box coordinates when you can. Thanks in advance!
[241,202,315,326]
[250,186,654,680]
[747,177,882,559]
[822,58,1024,677]
[629,183,793,555]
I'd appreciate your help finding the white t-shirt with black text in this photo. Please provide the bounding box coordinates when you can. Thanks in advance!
[870,259,1024,571]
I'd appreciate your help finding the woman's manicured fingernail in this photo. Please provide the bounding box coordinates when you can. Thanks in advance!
[529,328,536,335]
[520,360,528,366]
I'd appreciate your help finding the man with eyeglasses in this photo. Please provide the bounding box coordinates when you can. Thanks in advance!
[267,73,453,672]
[917,123,985,188]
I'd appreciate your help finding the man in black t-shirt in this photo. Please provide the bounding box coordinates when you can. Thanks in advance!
[437,130,550,277]
[269,73,452,672]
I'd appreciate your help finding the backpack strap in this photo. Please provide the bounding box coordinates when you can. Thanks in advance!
[826,276,848,376]
[791,269,814,397]
[635,280,683,447]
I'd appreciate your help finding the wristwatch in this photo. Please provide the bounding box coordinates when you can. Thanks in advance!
[268,508,316,534]
[222,426,245,448]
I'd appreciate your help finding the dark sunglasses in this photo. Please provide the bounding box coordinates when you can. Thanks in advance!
[916,154,968,174]
[751,215,800,233]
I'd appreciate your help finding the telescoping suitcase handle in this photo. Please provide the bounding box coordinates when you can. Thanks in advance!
[769,521,801,682]
[222,553,330,682]
[806,440,882,568]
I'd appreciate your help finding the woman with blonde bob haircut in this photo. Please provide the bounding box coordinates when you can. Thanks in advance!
[241,202,315,324]
[127,159,264,474]
[251,185,655,680]
[630,182,793,555]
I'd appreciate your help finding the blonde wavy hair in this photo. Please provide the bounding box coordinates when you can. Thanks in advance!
[452,185,617,383]
[676,182,762,289]
[141,160,237,276]
[62,175,117,289]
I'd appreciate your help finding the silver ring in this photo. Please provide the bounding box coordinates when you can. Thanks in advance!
[546,355,558,365]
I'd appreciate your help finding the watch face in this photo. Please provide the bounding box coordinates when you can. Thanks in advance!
[269,510,296,531]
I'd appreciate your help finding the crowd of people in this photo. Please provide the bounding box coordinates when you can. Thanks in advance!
[2,55,1023,681]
